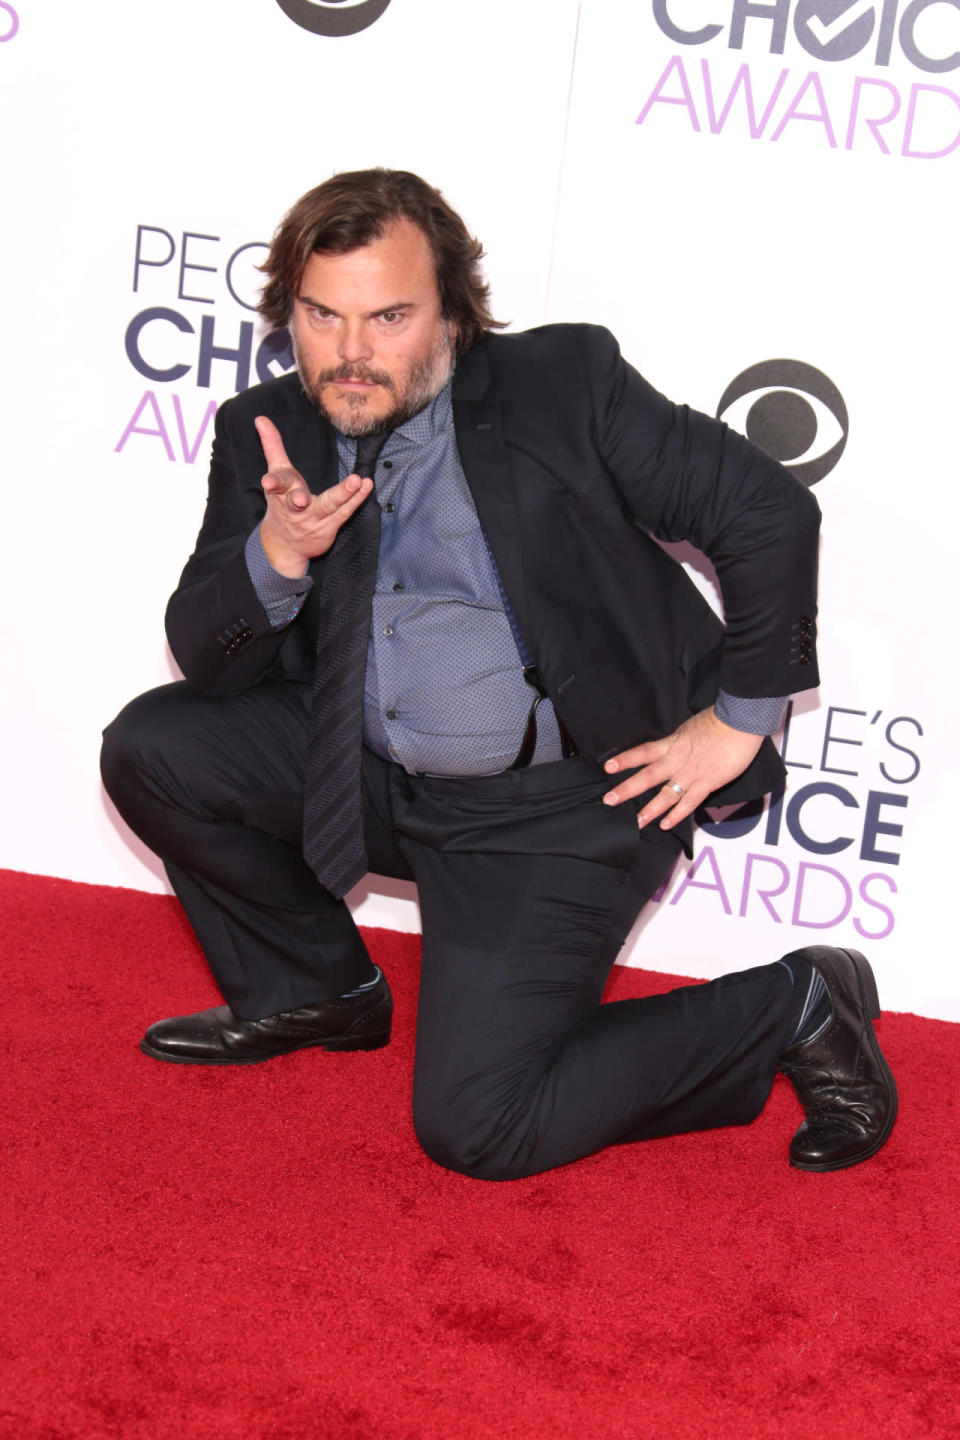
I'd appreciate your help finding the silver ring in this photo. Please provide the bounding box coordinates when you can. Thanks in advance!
[665,779,685,797]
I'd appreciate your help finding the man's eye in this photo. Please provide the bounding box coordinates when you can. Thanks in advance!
[380,311,402,324]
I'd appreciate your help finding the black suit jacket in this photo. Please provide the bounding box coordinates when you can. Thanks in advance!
[166,325,821,807]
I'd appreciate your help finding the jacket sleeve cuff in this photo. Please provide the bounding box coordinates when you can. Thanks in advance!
[244,527,313,629]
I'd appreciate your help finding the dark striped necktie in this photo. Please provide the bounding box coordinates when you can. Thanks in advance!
[302,430,390,897]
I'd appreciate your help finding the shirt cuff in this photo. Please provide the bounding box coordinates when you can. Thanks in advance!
[244,527,313,629]
[714,691,787,736]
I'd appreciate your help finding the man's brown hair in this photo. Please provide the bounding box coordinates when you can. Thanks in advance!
[258,168,503,351]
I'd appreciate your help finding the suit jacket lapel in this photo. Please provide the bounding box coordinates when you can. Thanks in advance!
[452,344,533,650]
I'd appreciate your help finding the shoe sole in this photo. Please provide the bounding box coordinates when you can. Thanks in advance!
[789,947,898,1173]
[139,1029,391,1065]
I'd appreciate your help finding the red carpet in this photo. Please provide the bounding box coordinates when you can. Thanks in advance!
[3,868,959,1439]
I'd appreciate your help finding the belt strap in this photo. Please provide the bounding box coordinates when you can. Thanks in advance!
[480,532,578,768]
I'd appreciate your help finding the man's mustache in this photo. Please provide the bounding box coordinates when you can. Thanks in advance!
[317,365,395,390]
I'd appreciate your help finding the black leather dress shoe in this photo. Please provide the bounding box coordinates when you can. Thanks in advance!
[779,945,897,1172]
[140,969,392,1065]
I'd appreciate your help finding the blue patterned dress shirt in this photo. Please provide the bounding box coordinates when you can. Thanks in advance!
[244,383,784,775]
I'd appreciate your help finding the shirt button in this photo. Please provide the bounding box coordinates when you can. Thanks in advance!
[384,502,395,514]
[392,581,403,592]
[385,708,398,720]
[384,625,394,637]
[383,460,393,469]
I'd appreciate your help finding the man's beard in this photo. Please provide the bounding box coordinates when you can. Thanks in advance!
[293,325,456,437]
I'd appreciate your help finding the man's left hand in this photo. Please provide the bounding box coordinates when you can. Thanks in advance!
[602,707,763,830]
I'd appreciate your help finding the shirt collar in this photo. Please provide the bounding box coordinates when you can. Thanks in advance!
[334,381,453,457]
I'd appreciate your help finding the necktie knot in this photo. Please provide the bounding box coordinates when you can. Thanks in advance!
[353,431,390,479]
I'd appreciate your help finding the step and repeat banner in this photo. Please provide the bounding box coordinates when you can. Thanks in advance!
[1,0,956,1018]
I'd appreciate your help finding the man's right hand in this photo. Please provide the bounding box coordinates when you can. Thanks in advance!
[254,414,374,578]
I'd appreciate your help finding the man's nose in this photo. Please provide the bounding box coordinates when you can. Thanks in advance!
[338,320,373,364]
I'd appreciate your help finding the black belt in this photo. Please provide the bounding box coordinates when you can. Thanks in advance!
[510,665,579,770]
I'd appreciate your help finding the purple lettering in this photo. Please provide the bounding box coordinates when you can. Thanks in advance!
[173,395,219,465]
[0,3,19,42]
[791,862,853,929]
[670,846,732,913]
[854,873,897,940]
[114,391,175,461]
[902,81,960,157]
[636,55,702,131]
[771,71,838,146]
[739,853,790,920]
[845,76,903,152]
[701,59,789,135]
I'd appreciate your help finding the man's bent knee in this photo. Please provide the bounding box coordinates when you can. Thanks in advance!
[412,1095,535,1182]
[100,684,191,810]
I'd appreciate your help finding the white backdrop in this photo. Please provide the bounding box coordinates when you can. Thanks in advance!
[1,0,957,1019]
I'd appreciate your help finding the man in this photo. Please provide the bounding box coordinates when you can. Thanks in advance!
[101,168,896,1181]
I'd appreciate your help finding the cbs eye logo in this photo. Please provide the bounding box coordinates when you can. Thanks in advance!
[716,360,848,487]
[275,0,392,36]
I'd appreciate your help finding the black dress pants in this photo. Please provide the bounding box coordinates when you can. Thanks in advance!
[101,680,799,1180]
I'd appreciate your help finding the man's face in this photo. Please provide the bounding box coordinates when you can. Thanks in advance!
[289,217,456,437]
